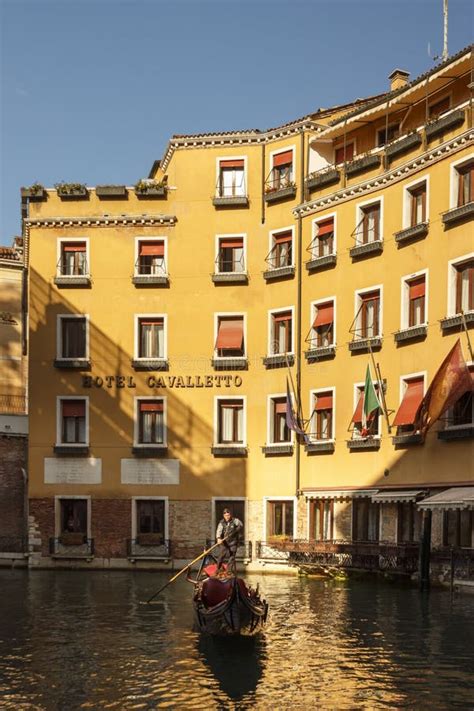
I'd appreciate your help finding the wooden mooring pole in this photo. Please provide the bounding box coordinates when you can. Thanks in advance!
[419,509,432,591]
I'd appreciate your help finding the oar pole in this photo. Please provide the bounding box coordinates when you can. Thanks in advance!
[145,537,226,604]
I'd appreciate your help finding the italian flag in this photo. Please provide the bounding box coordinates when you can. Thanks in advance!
[362,364,380,434]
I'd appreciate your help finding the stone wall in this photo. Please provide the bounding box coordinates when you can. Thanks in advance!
[335,500,352,539]
[0,435,27,552]
[169,499,211,559]
[380,503,397,542]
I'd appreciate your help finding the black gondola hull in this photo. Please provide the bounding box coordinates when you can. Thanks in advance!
[193,576,268,636]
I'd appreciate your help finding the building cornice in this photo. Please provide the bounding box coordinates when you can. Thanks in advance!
[294,129,474,218]
[25,214,177,228]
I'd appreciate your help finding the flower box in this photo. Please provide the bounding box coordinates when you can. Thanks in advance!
[386,132,422,161]
[55,183,88,199]
[425,108,465,141]
[263,265,295,281]
[305,253,337,271]
[349,240,383,259]
[96,185,127,198]
[345,153,381,177]
[134,179,167,198]
[306,168,340,190]
[264,184,297,203]
[21,184,46,201]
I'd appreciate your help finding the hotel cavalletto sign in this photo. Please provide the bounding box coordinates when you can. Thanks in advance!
[82,374,243,389]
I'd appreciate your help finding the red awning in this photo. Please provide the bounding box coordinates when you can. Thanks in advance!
[274,400,287,414]
[220,159,244,169]
[139,319,163,326]
[273,311,292,323]
[313,303,334,327]
[316,219,334,236]
[393,379,424,426]
[62,400,85,417]
[315,392,333,411]
[140,401,163,412]
[351,391,364,424]
[140,242,164,256]
[409,277,425,299]
[220,238,243,249]
[273,231,292,244]
[273,150,293,167]
[63,243,86,252]
[216,319,244,349]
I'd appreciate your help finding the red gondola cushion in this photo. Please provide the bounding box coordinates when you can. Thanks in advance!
[203,563,227,577]
[201,578,233,608]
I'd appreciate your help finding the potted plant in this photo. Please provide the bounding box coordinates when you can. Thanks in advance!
[55,182,88,199]
[134,177,168,197]
[21,182,46,200]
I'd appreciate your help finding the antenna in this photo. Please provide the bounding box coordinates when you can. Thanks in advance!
[442,0,448,61]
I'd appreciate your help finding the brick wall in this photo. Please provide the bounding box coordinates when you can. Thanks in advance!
[0,435,27,551]
[92,499,130,558]
[169,500,211,558]
[29,498,54,556]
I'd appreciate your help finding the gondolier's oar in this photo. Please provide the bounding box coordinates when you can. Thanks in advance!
[143,537,229,604]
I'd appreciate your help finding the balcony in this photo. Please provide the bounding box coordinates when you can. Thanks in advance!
[305,440,335,454]
[385,131,422,161]
[304,345,336,362]
[425,108,465,141]
[262,354,294,368]
[345,153,381,178]
[306,253,337,272]
[131,358,169,371]
[206,540,253,561]
[395,222,429,245]
[264,180,297,204]
[133,257,168,286]
[211,357,247,371]
[442,201,474,227]
[349,239,383,259]
[347,437,381,451]
[440,311,474,331]
[211,445,248,457]
[53,358,90,370]
[306,167,340,191]
[49,536,94,559]
[349,337,382,353]
[438,426,474,441]
[261,443,294,456]
[392,432,423,447]
[127,538,171,560]
[394,325,428,343]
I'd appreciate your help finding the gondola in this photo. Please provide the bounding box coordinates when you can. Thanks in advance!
[187,555,268,636]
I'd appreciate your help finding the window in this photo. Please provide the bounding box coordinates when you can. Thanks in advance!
[137,317,165,359]
[137,500,165,536]
[377,123,399,147]
[270,150,293,190]
[268,500,294,538]
[443,509,474,548]
[269,397,290,444]
[312,217,335,257]
[351,385,380,438]
[357,203,381,244]
[59,316,87,359]
[59,241,88,276]
[270,310,292,355]
[428,95,450,119]
[59,399,87,444]
[217,159,246,198]
[310,500,334,541]
[310,301,334,348]
[217,237,245,273]
[456,162,474,207]
[408,182,427,226]
[311,390,334,441]
[356,290,381,339]
[137,399,165,445]
[407,275,426,327]
[217,399,244,444]
[267,230,293,269]
[214,499,246,538]
[393,376,424,434]
[455,260,474,313]
[334,142,354,165]
[215,316,245,358]
[446,366,474,428]
[352,499,380,542]
[136,241,165,276]
[397,503,422,543]
[60,499,87,535]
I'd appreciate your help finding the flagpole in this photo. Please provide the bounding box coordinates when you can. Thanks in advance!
[460,311,474,362]
[367,339,391,434]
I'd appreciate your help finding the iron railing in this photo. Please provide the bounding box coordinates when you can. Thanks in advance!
[215,173,246,198]
[255,540,292,562]
[264,170,295,194]
[0,536,26,554]
[127,538,171,559]
[264,244,293,270]
[134,257,167,276]
[49,537,94,557]
[214,251,246,274]
[206,539,252,560]
[431,546,474,581]
[56,256,89,277]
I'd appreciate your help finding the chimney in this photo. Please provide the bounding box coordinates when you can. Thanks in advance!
[389,69,410,91]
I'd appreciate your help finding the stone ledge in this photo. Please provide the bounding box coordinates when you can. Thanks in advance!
[54,276,91,287]
[345,153,381,177]
[211,446,248,457]
[131,359,169,371]
[262,354,294,368]
[263,265,295,281]
[304,346,336,361]
[131,446,168,456]
[395,222,429,244]
[349,337,382,352]
[349,240,383,259]
[53,445,90,456]
[394,325,428,343]
[212,358,248,370]
[132,275,169,286]
[438,426,474,441]
[53,359,91,370]
[264,185,297,203]
[212,272,248,283]
[440,312,474,330]
[212,196,249,207]
[261,444,294,455]
[392,433,423,446]
[305,441,335,453]
[306,253,337,271]
[347,438,381,451]
[442,202,474,226]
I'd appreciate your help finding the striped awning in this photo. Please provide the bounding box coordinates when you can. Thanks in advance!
[417,487,474,510]
[371,490,424,504]
[305,489,375,501]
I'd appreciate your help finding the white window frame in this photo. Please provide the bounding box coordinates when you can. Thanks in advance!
[212,496,247,539]
[354,285,383,339]
[266,393,294,446]
[268,225,295,269]
[56,395,89,447]
[215,155,248,198]
[215,233,247,275]
[400,269,429,330]
[449,152,474,209]
[134,236,168,277]
[263,495,298,540]
[134,313,168,362]
[56,314,89,361]
[447,252,474,317]
[267,306,295,357]
[133,395,167,448]
[269,145,296,181]
[131,496,169,540]
[352,381,381,439]
[355,196,384,246]
[214,312,247,360]
[54,495,92,539]
[402,175,430,229]
[309,386,336,443]
[56,237,90,277]
[309,296,336,348]
[214,395,247,447]
[311,212,337,258]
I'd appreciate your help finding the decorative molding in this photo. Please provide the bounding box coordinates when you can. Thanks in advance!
[294,130,474,218]
[394,325,428,342]
[440,312,474,330]
[262,444,294,455]
[263,265,295,281]
[25,214,177,228]
[395,222,428,244]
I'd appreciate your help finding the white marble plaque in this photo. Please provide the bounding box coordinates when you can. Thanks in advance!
[121,459,180,485]
[44,458,102,484]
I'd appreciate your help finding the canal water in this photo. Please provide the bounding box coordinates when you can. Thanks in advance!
[0,570,473,710]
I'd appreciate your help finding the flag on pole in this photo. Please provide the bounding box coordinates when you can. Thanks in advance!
[361,364,380,436]
[285,378,307,438]
[414,339,473,438]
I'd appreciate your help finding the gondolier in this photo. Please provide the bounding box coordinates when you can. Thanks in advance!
[216,508,243,574]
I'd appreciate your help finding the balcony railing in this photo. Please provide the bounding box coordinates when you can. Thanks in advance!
[206,540,252,561]
[264,174,296,203]
[133,258,168,285]
[431,546,474,580]
[127,538,171,559]
[54,258,91,286]
[0,536,27,554]
[49,537,94,558]
[255,540,292,562]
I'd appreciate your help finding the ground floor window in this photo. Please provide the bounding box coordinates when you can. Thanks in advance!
[59,499,87,545]
[397,502,422,543]
[310,500,334,540]
[352,499,380,542]
[137,500,165,544]
[214,499,246,538]
[268,500,294,539]
[443,509,474,548]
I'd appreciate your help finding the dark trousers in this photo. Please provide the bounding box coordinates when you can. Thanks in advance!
[216,542,238,574]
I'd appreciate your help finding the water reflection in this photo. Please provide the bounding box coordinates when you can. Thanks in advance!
[0,570,473,709]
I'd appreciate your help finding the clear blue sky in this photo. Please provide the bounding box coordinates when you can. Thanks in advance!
[1,0,472,245]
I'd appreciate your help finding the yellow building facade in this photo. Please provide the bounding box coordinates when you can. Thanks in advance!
[24,47,473,571]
